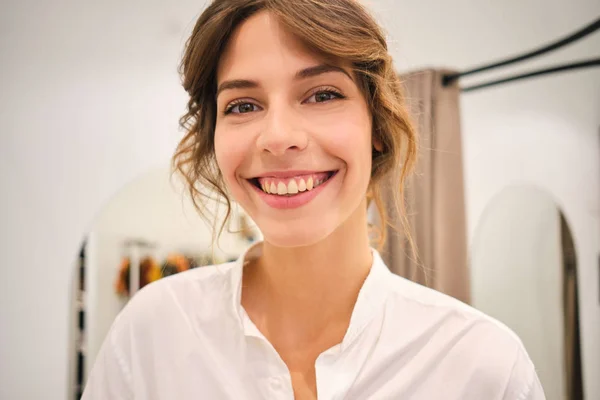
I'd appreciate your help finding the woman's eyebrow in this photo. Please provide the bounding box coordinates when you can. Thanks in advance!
[295,64,353,81]
[216,64,352,98]
[216,79,259,98]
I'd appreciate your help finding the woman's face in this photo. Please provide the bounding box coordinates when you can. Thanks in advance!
[214,11,373,248]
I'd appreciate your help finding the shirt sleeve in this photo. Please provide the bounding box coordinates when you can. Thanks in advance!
[502,345,546,400]
[522,373,546,400]
[81,320,133,400]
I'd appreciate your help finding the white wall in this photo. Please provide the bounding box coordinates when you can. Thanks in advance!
[0,0,598,398]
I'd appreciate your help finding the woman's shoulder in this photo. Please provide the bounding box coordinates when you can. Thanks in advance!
[382,274,539,387]
[377,274,544,397]
[113,261,240,332]
[384,272,520,338]
[136,260,237,299]
[84,261,245,397]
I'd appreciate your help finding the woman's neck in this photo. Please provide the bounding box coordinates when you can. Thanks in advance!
[241,198,373,346]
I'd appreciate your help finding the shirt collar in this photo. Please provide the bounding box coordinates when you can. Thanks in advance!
[229,242,394,346]
[341,247,393,350]
[229,241,262,334]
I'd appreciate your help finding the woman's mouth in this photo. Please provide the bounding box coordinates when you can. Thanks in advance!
[249,171,337,196]
[246,170,339,210]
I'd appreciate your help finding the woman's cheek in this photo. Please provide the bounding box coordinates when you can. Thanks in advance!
[215,126,256,195]
[215,130,238,189]
[320,118,371,159]
[215,127,240,166]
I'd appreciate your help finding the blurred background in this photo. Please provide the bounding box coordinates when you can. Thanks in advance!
[0,0,598,399]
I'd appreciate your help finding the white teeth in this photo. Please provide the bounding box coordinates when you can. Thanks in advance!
[277,182,287,195]
[298,178,307,192]
[259,175,329,195]
[287,179,298,194]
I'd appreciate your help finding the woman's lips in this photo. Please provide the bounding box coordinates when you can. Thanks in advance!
[248,170,338,209]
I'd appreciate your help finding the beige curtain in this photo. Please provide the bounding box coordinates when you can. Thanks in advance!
[376,69,470,304]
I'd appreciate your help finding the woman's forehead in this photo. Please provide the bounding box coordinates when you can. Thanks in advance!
[216,11,349,84]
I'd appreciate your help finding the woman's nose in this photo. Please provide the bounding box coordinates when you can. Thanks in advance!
[256,105,308,156]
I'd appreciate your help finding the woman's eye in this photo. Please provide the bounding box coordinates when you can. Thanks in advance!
[225,102,258,115]
[306,90,344,104]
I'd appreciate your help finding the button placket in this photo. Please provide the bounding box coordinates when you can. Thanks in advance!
[315,347,341,400]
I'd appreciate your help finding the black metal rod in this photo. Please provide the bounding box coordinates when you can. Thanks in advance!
[460,58,600,92]
[443,16,600,86]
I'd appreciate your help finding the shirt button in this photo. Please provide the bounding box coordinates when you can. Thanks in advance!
[269,376,283,389]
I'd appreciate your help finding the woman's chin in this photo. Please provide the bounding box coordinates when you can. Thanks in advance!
[260,222,334,248]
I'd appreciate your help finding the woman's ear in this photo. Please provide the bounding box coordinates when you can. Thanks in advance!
[373,136,383,152]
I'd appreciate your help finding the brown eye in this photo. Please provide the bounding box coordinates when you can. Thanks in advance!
[315,92,335,102]
[305,89,345,104]
[237,103,255,113]
[225,102,259,115]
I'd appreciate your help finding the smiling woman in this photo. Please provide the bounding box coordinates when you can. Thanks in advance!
[82,1,545,399]
[212,12,378,249]
[174,0,417,252]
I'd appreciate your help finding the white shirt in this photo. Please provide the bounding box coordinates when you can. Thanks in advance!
[83,243,545,399]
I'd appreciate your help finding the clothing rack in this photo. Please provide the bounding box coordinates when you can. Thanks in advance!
[123,239,157,297]
[442,16,600,92]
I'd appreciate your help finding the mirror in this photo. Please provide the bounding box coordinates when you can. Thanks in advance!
[67,164,261,398]
[470,185,582,400]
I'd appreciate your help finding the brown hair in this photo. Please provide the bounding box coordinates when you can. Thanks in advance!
[173,0,418,251]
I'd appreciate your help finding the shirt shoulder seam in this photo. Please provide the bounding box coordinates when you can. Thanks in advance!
[516,350,538,400]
